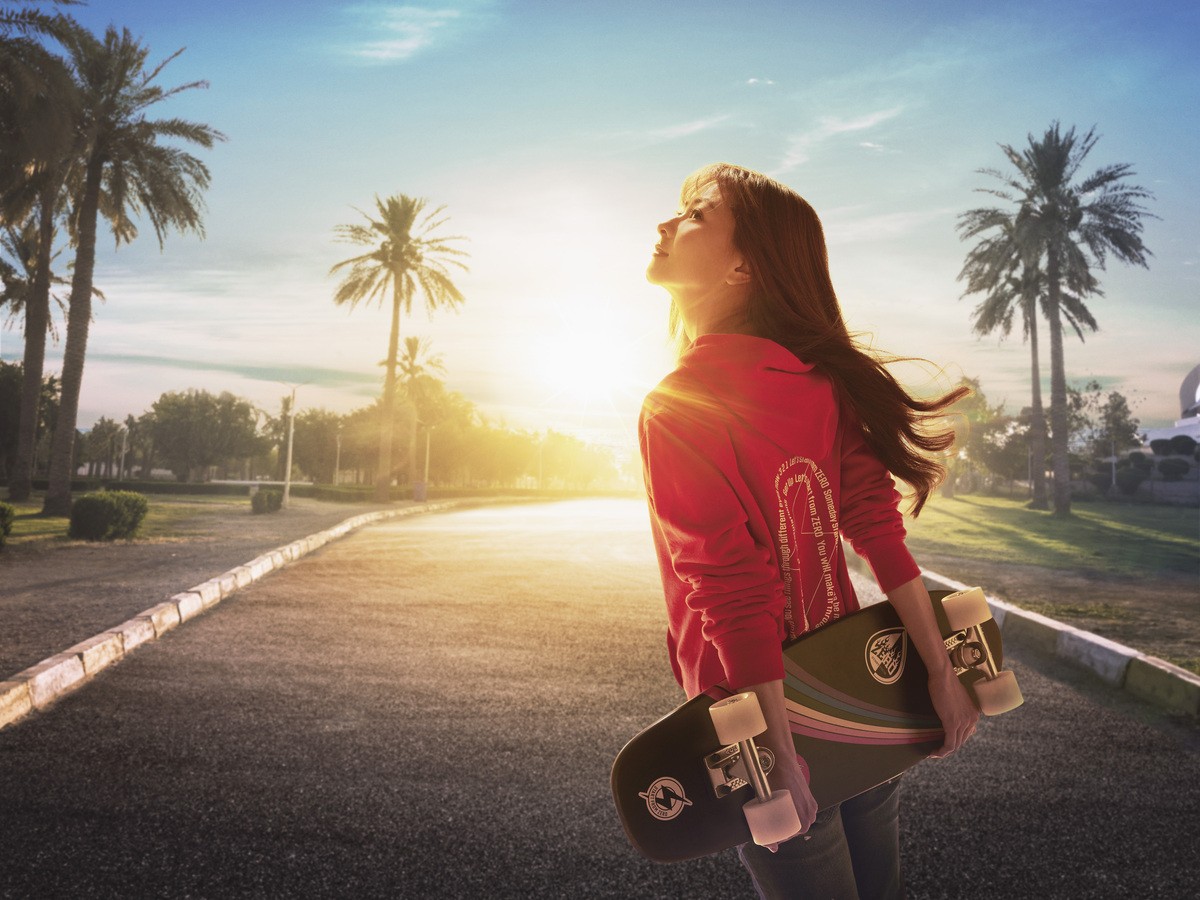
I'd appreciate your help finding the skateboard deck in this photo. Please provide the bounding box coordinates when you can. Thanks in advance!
[611,588,1021,863]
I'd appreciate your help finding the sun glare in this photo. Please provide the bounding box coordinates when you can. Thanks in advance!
[527,299,653,410]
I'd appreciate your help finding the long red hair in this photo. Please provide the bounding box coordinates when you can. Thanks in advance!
[676,163,967,515]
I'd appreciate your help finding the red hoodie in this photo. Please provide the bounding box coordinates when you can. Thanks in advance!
[639,333,920,698]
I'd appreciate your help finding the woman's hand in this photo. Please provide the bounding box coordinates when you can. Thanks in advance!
[885,576,981,758]
[739,680,819,850]
[763,751,818,851]
[928,666,979,758]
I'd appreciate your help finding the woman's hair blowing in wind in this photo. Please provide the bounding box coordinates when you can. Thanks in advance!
[678,163,968,515]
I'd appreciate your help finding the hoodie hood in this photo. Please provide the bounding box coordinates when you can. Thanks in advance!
[672,333,838,461]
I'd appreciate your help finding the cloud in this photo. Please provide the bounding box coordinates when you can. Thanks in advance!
[822,204,959,244]
[86,352,380,393]
[593,114,733,150]
[341,4,481,63]
[746,77,776,86]
[775,106,904,173]
[646,115,732,142]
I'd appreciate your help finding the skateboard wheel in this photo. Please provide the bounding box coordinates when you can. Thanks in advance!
[942,588,991,631]
[973,670,1024,715]
[744,790,802,847]
[709,693,767,745]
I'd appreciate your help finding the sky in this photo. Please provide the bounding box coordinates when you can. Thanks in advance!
[3,0,1197,457]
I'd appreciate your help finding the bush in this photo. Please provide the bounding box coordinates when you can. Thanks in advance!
[69,491,149,541]
[1157,458,1191,482]
[1168,435,1198,457]
[1149,439,1171,456]
[251,488,283,514]
[1127,451,1153,471]
[1115,469,1147,496]
[0,501,15,549]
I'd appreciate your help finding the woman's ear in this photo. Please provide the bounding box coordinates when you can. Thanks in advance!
[727,261,752,286]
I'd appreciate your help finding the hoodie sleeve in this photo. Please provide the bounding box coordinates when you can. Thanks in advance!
[640,403,785,689]
[838,416,921,594]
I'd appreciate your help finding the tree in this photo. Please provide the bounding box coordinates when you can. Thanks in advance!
[149,390,260,482]
[80,414,119,477]
[963,123,1153,515]
[398,335,446,410]
[41,26,225,514]
[1,3,79,502]
[957,212,1051,508]
[1,211,69,500]
[939,377,1007,497]
[1097,391,1140,458]
[397,335,447,480]
[330,195,467,501]
[1066,381,1141,461]
[0,2,79,203]
[291,408,342,484]
[980,412,1038,493]
[0,359,20,481]
[336,399,415,488]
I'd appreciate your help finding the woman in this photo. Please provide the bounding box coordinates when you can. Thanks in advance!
[639,163,979,899]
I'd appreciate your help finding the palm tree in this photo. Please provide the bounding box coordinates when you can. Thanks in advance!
[957,211,1051,508]
[1,213,68,500]
[398,335,447,489]
[330,195,467,501]
[1,3,79,502]
[398,335,447,414]
[963,123,1153,516]
[0,2,79,203]
[398,335,446,383]
[40,26,225,515]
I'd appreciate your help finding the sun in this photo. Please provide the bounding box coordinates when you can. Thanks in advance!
[532,317,634,407]
[525,296,661,411]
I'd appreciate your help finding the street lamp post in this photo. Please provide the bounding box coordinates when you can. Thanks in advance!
[283,386,297,509]
[412,420,432,502]
[1111,437,1117,491]
[335,425,342,486]
[117,427,128,482]
[423,425,431,485]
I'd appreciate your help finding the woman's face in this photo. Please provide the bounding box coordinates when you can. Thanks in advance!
[646,183,745,296]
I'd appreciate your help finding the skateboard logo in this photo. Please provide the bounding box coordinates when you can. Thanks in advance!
[639,777,693,821]
[866,628,908,685]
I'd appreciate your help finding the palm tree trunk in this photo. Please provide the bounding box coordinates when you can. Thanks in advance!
[375,282,402,502]
[8,195,55,502]
[1044,253,1072,517]
[1026,305,1049,510]
[43,160,102,516]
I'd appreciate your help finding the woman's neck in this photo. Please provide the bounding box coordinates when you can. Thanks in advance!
[675,285,753,343]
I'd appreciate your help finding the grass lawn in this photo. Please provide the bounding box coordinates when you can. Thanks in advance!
[903,494,1199,580]
[2,493,250,545]
[2,498,70,542]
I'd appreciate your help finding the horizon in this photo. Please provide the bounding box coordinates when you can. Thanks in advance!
[2,0,1197,453]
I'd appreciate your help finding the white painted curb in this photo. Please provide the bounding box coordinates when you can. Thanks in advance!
[0,498,486,732]
[927,570,1198,715]
[846,547,1200,717]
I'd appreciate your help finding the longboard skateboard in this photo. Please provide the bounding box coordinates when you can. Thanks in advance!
[611,588,1023,862]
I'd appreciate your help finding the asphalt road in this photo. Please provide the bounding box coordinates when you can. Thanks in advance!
[0,499,1196,899]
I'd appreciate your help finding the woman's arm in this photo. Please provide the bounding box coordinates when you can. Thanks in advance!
[886,575,979,757]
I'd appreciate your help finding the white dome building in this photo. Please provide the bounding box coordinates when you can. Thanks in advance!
[1141,364,1200,445]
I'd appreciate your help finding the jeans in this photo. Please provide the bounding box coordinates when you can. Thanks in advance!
[736,777,905,900]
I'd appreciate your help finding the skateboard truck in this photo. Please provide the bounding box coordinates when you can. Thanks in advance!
[939,589,1023,715]
[707,693,802,847]
[944,629,999,678]
[704,740,776,799]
